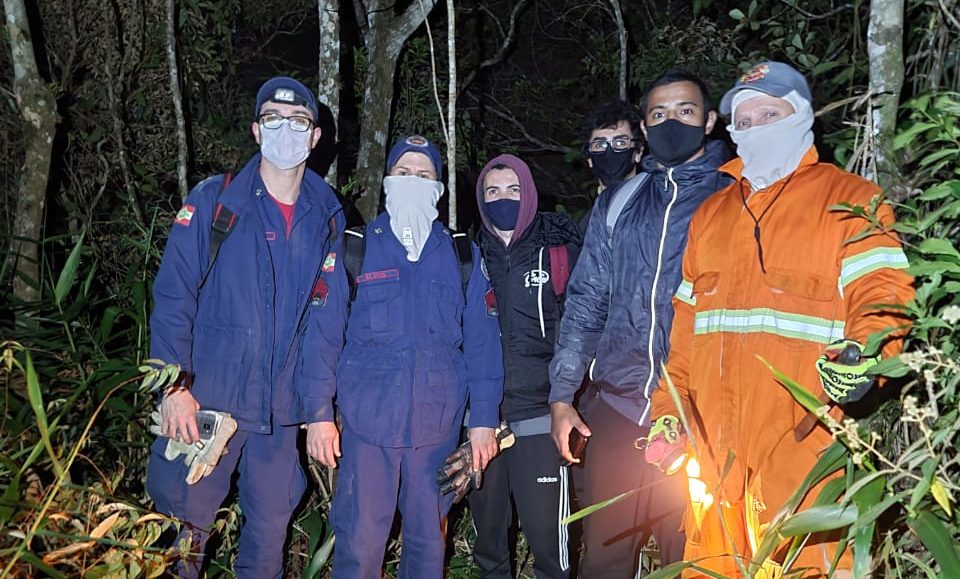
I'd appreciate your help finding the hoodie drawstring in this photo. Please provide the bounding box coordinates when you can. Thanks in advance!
[537,246,546,339]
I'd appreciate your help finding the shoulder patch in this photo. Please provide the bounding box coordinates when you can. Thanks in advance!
[322,252,337,272]
[480,257,490,280]
[175,204,196,227]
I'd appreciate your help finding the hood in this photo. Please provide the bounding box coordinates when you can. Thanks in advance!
[475,154,539,245]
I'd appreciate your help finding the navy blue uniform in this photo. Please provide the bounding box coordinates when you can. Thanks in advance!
[147,153,345,578]
[330,212,503,578]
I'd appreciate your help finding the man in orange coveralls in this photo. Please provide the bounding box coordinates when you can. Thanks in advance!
[646,61,914,578]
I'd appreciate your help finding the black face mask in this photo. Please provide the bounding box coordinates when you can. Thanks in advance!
[588,148,636,187]
[645,119,706,167]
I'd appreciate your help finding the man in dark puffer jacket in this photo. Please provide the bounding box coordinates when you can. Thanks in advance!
[470,154,582,578]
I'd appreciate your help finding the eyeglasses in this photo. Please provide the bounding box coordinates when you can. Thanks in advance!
[258,112,314,132]
[588,137,636,153]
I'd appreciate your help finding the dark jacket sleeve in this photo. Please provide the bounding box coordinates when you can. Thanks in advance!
[548,193,611,404]
[297,222,349,423]
[463,242,505,428]
[149,176,222,371]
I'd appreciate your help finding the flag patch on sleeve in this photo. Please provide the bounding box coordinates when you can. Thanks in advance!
[322,252,337,272]
[175,204,196,227]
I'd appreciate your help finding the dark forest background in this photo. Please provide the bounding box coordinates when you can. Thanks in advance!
[2,1,960,577]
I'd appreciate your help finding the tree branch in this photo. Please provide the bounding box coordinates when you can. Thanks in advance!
[164,0,189,201]
[460,0,532,92]
[777,0,854,20]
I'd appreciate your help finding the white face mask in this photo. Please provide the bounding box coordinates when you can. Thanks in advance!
[260,124,312,170]
[729,90,814,190]
[383,175,444,261]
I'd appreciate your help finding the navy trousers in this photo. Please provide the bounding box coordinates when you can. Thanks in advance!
[146,424,306,578]
[331,428,459,579]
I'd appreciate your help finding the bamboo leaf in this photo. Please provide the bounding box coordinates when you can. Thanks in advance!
[54,231,85,308]
[24,352,65,479]
[758,356,824,415]
[779,504,858,536]
[562,488,640,525]
[304,534,336,579]
[908,512,960,576]
[852,475,885,577]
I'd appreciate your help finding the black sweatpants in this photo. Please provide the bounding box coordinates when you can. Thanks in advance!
[573,396,687,578]
[469,433,571,578]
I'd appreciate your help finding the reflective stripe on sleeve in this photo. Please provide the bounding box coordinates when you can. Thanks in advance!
[675,279,696,306]
[840,247,909,289]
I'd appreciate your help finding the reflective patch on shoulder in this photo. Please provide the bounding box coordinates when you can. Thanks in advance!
[175,204,196,227]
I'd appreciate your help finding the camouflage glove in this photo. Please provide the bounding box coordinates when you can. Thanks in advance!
[437,425,516,503]
[641,415,688,475]
[816,339,880,404]
[149,409,238,484]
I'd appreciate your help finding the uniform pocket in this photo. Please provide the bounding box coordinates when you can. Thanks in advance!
[427,281,463,342]
[763,268,835,302]
[358,278,402,339]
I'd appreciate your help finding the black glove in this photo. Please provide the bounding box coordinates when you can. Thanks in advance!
[436,425,515,503]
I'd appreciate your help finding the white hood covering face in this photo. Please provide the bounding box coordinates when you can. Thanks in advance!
[383,175,445,261]
[729,89,814,190]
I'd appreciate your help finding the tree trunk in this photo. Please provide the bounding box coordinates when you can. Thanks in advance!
[609,0,627,101]
[4,0,58,303]
[165,0,189,201]
[867,0,904,195]
[354,0,439,223]
[318,0,340,185]
[446,0,457,229]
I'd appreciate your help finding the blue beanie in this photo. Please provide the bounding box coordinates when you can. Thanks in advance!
[386,135,443,176]
[254,76,319,120]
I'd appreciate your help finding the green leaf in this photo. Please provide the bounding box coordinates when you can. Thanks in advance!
[729,8,745,20]
[894,122,937,150]
[779,504,858,536]
[851,475,885,577]
[54,231,85,308]
[758,356,823,414]
[931,477,953,517]
[919,238,960,259]
[304,533,336,579]
[645,560,729,579]
[25,352,65,479]
[908,512,960,576]
[562,488,640,525]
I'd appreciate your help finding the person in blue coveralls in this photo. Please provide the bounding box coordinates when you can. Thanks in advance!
[305,135,505,578]
[146,76,346,578]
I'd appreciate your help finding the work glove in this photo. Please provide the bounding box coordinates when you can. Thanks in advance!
[641,415,688,475]
[149,409,238,484]
[816,339,880,404]
[437,425,516,503]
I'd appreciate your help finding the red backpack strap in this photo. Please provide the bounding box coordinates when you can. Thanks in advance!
[548,244,570,297]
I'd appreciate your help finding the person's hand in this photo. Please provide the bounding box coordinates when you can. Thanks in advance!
[551,402,591,464]
[306,421,341,468]
[816,339,880,404]
[468,427,498,473]
[644,415,688,475]
[161,389,200,444]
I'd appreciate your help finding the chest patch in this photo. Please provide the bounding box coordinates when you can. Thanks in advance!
[523,268,550,288]
[357,268,400,284]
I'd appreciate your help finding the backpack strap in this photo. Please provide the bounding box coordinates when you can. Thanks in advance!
[199,173,234,289]
[548,244,571,297]
[343,226,366,301]
[451,231,473,295]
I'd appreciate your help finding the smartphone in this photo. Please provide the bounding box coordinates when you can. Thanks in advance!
[195,411,218,441]
[566,429,589,466]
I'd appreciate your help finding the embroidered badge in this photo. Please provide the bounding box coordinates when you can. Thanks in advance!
[480,257,490,281]
[356,268,400,284]
[322,252,337,272]
[740,64,770,84]
[485,288,499,317]
[310,277,329,307]
[174,204,196,227]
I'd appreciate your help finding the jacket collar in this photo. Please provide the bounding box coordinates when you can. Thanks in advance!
[641,139,732,185]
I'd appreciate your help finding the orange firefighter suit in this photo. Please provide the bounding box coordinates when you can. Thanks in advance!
[650,146,914,577]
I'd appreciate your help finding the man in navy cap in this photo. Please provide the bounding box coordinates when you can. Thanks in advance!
[147,76,346,578]
[305,134,504,578]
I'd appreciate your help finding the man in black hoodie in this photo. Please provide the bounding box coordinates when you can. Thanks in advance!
[470,154,583,578]
[549,70,732,577]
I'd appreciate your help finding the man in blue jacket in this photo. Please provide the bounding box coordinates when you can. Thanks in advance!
[549,70,731,577]
[306,135,504,578]
[146,76,346,578]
